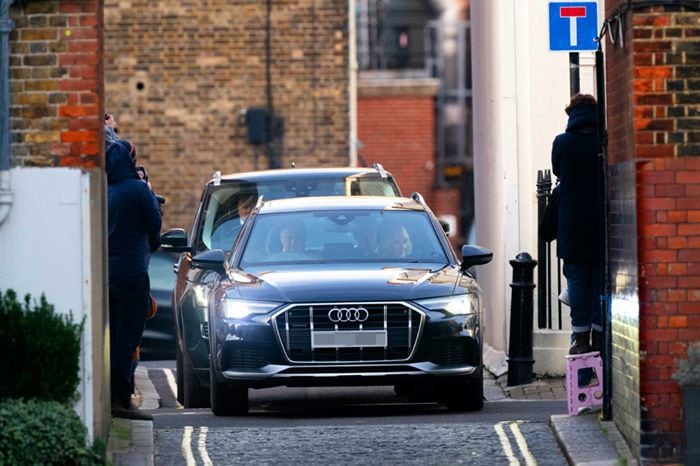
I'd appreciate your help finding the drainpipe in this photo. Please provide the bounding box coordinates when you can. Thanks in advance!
[348,0,358,167]
[0,0,15,226]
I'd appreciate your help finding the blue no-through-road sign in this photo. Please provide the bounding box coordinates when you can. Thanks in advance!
[548,2,598,51]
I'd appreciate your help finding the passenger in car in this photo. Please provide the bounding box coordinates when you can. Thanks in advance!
[210,192,256,251]
[376,220,413,259]
[267,220,308,261]
[280,221,306,254]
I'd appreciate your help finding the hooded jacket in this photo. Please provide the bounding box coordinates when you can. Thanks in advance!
[106,140,162,278]
[551,103,601,262]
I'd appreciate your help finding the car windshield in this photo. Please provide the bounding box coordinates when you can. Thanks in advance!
[239,210,448,266]
[197,175,400,252]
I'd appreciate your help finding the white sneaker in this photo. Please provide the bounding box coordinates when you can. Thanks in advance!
[559,289,570,306]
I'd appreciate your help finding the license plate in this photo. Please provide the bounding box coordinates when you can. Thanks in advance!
[311,330,387,349]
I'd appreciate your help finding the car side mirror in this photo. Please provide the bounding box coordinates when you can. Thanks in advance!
[160,228,190,253]
[191,249,227,275]
[460,245,493,271]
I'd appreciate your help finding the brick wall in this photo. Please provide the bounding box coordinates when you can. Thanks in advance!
[358,95,435,195]
[605,1,700,462]
[9,0,103,168]
[637,158,700,461]
[103,0,349,230]
[358,78,462,244]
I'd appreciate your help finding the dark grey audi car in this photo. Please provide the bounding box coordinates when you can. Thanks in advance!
[160,166,402,408]
[185,194,492,416]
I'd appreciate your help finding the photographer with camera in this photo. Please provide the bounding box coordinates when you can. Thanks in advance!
[104,114,168,412]
[106,139,162,420]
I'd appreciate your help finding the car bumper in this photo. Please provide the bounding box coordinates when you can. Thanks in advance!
[221,361,478,388]
[211,311,482,388]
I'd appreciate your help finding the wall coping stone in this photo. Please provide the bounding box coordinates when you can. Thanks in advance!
[359,70,440,97]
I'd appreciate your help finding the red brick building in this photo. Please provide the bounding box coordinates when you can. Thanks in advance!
[605,1,700,462]
[357,75,462,244]
[9,0,103,167]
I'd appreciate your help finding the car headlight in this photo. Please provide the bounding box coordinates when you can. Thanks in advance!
[416,294,478,315]
[221,299,280,320]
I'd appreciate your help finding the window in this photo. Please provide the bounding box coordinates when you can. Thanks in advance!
[239,210,447,266]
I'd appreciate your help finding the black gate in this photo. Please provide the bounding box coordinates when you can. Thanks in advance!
[536,169,564,330]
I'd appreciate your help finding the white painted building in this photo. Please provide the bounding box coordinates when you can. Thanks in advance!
[470,0,599,376]
[0,168,108,441]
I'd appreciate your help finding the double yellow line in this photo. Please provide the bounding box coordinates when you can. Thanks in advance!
[494,421,538,466]
[181,426,213,466]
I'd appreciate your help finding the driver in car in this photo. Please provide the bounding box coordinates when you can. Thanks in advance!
[210,192,256,251]
[376,220,413,259]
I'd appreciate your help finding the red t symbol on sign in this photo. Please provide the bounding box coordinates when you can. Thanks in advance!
[560,6,587,47]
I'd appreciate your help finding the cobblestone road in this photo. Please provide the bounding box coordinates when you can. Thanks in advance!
[155,420,567,465]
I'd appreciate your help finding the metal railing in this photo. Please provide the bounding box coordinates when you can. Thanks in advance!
[536,169,564,330]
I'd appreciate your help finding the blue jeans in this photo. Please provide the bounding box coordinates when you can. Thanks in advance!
[563,261,602,333]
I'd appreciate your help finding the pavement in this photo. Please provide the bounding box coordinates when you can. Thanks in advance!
[106,366,638,466]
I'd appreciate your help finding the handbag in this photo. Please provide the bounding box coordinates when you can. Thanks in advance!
[538,184,559,242]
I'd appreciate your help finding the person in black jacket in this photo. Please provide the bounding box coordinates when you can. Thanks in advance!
[551,94,602,355]
[106,139,162,419]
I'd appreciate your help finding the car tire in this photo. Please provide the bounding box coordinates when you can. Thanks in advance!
[210,371,248,416]
[182,350,210,408]
[176,345,184,405]
[443,373,484,412]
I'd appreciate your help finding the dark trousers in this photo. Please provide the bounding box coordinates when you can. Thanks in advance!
[563,260,602,333]
[109,272,150,408]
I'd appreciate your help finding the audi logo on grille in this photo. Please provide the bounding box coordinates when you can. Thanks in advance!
[328,306,369,323]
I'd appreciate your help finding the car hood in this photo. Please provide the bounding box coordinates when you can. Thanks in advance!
[225,263,462,303]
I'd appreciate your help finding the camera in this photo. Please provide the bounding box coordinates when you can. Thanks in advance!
[135,165,166,205]
[135,165,149,182]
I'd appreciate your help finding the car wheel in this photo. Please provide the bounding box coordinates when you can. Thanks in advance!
[182,349,210,408]
[210,371,248,416]
[443,373,484,412]
[175,344,184,405]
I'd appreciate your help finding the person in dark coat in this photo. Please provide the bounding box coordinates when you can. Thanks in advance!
[551,94,602,355]
[106,139,162,419]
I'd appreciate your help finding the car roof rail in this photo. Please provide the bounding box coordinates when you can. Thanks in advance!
[371,163,388,179]
[255,195,265,209]
[410,192,427,206]
[410,192,439,218]
[212,170,222,186]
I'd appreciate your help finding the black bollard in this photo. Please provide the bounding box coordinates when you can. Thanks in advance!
[507,252,537,386]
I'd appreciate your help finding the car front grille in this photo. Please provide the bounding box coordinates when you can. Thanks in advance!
[272,302,423,363]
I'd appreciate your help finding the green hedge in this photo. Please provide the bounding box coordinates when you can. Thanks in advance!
[0,289,83,403]
[0,398,104,465]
